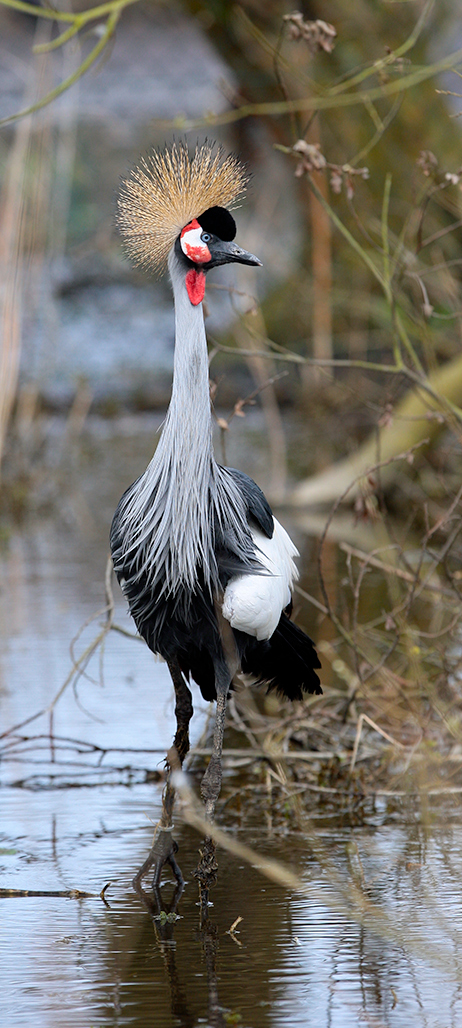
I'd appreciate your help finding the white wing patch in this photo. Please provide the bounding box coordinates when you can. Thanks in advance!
[222,517,299,641]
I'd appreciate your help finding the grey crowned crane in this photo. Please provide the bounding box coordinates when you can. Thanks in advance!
[111,142,321,895]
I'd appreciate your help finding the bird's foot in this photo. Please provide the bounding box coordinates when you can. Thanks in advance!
[132,825,183,891]
[194,836,218,920]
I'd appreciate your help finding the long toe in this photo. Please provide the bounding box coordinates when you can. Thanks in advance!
[132,827,183,889]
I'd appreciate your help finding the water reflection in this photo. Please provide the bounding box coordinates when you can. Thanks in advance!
[133,877,228,1028]
[3,780,462,1027]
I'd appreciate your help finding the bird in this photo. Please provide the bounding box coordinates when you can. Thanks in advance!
[110,141,322,896]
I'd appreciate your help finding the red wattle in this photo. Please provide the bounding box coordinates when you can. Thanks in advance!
[185,269,206,306]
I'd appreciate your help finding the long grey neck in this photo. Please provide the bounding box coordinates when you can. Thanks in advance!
[155,251,214,475]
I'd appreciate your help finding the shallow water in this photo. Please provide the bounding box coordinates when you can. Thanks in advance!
[3,780,462,1028]
[1,419,462,1028]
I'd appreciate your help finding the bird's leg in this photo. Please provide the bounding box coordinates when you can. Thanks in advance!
[200,669,228,822]
[194,667,228,918]
[133,656,193,891]
[170,656,194,766]
[195,607,238,917]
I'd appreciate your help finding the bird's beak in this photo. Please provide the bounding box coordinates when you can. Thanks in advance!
[205,239,262,269]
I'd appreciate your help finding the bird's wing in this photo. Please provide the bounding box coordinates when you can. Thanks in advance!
[222,518,299,640]
[221,467,274,538]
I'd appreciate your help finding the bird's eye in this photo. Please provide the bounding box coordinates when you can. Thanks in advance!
[201,232,212,243]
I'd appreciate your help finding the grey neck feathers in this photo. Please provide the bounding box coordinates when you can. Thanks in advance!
[116,248,253,597]
[156,252,214,504]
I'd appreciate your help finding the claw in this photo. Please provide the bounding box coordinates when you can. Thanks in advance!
[133,825,183,890]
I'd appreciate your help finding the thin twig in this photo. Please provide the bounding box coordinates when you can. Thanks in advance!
[350,714,406,774]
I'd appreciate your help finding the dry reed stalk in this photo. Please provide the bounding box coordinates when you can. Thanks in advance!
[303,122,333,387]
[0,114,31,472]
[307,172,332,376]
[0,22,55,475]
[0,17,80,477]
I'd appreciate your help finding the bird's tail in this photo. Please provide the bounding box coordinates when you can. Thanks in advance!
[237,613,322,701]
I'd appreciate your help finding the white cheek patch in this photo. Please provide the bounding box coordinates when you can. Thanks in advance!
[180,221,211,264]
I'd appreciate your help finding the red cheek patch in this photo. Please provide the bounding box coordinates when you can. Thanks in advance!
[185,268,206,306]
[183,242,211,263]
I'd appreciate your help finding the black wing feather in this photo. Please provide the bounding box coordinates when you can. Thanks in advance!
[223,466,274,538]
[235,613,322,701]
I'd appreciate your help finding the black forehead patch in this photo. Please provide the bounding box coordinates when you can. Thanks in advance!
[197,206,236,241]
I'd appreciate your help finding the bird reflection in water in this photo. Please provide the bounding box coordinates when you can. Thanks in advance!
[133,874,227,1028]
